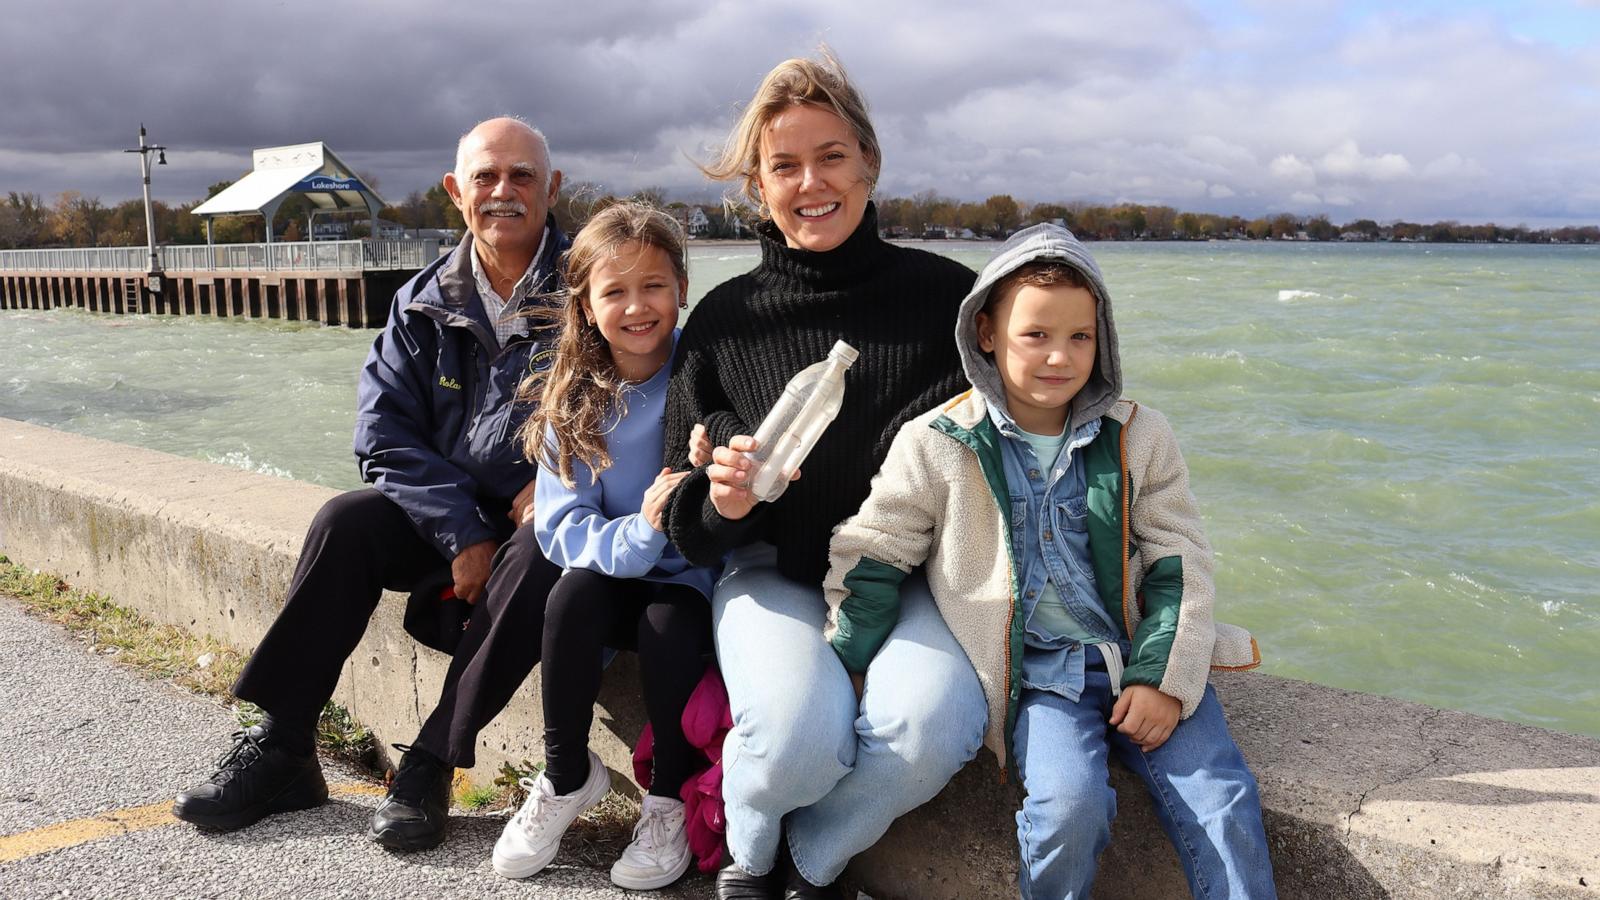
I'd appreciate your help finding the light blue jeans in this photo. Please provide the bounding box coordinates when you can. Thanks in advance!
[1014,653,1277,899]
[712,543,988,886]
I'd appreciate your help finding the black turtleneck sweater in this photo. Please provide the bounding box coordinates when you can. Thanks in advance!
[661,205,977,584]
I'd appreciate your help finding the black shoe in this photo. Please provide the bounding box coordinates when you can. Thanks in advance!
[715,857,782,900]
[172,726,328,831]
[367,743,452,852]
[781,850,843,900]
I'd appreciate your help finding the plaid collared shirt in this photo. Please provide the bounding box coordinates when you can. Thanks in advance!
[469,228,548,348]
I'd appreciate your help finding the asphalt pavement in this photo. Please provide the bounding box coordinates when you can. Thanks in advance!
[0,594,715,899]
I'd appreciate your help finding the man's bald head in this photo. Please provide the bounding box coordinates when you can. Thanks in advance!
[454,116,551,189]
[443,115,563,261]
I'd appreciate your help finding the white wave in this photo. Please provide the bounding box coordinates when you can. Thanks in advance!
[1277,289,1325,302]
[205,450,294,481]
[1540,599,1568,615]
[1201,350,1247,363]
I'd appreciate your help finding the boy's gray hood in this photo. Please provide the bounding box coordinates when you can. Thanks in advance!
[955,223,1121,432]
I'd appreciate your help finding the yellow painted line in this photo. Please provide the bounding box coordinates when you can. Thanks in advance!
[0,782,384,863]
[0,800,174,863]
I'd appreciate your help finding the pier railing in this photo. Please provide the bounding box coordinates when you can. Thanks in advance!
[0,239,440,273]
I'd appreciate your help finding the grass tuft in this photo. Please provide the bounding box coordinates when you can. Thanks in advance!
[454,779,503,811]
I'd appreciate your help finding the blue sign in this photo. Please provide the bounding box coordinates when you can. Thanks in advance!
[294,175,366,193]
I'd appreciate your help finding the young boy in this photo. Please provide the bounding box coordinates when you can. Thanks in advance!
[822,224,1276,898]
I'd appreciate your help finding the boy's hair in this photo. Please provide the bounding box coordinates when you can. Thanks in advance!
[516,200,688,488]
[984,261,1093,314]
[698,46,882,216]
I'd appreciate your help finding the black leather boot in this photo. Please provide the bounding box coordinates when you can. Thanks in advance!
[367,743,452,851]
[781,842,844,900]
[172,726,328,831]
[716,856,783,900]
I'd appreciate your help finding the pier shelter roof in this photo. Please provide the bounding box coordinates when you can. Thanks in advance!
[192,142,388,242]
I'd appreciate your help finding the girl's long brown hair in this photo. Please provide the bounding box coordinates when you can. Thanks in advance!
[517,200,688,488]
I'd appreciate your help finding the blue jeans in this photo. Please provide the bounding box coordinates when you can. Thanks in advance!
[1014,658,1277,899]
[712,543,988,885]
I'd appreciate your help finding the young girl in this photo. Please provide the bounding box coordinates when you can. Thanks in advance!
[492,201,715,891]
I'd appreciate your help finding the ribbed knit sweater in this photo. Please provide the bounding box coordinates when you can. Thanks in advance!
[661,204,977,584]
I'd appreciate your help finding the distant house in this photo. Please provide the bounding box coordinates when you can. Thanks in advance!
[671,206,713,238]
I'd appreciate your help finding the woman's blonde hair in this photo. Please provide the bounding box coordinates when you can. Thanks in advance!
[517,200,688,488]
[700,47,881,215]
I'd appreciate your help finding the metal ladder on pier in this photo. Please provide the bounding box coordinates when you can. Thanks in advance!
[122,278,141,313]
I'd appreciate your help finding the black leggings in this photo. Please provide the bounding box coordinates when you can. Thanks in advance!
[541,569,713,798]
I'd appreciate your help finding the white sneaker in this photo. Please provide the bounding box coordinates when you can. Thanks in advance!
[491,749,609,879]
[609,794,692,890]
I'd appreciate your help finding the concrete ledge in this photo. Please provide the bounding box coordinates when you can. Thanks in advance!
[2,417,1596,898]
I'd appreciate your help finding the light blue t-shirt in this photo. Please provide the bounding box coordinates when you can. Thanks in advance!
[1016,425,1101,645]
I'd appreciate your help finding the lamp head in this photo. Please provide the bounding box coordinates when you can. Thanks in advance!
[157,150,166,165]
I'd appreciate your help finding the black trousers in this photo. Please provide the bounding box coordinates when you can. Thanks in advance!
[541,568,713,798]
[232,488,562,768]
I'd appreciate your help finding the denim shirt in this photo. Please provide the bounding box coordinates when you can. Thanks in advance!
[992,406,1128,700]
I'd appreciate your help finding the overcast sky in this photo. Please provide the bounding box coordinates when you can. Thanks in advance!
[3,0,1597,225]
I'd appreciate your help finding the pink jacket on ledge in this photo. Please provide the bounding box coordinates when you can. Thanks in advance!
[632,665,731,872]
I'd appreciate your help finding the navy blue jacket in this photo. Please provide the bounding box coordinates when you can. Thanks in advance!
[353,217,569,559]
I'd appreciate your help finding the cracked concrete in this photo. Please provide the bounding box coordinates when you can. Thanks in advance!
[1344,706,1449,836]
[4,416,1599,899]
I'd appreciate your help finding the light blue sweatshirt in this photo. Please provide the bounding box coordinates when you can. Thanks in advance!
[533,330,716,599]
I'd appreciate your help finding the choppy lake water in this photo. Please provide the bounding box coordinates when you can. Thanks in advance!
[3,240,1597,739]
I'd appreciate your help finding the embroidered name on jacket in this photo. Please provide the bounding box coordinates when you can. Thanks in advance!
[438,376,462,390]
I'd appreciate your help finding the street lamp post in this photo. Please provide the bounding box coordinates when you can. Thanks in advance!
[122,124,167,280]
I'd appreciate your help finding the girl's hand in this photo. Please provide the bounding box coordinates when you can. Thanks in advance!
[688,423,714,468]
[1109,684,1180,752]
[643,467,690,532]
[707,436,760,521]
[508,477,538,529]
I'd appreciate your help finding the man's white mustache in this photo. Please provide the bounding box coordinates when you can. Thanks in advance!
[478,201,527,216]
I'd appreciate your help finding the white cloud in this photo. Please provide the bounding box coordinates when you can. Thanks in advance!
[1269,155,1317,185]
[1422,153,1490,180]
[1290,191,1323,205]
[1317,140,1413,181]
[1208,183,1237,198]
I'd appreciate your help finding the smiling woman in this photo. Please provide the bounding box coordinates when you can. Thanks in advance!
[756,104,874,252]
[659,50,986,898]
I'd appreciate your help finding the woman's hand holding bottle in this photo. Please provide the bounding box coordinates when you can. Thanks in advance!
[706,435,799,521]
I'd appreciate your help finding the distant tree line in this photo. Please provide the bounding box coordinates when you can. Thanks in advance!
[4,183,1597,249]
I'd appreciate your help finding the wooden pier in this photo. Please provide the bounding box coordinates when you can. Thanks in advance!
[0,239,436,328]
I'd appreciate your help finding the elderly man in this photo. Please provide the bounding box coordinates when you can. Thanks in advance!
[174,117,568,852]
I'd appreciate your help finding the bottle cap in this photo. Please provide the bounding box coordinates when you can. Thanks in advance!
[830,340,859,367]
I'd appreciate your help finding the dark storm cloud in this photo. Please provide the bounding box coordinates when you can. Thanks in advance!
[2,0,1597,224]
